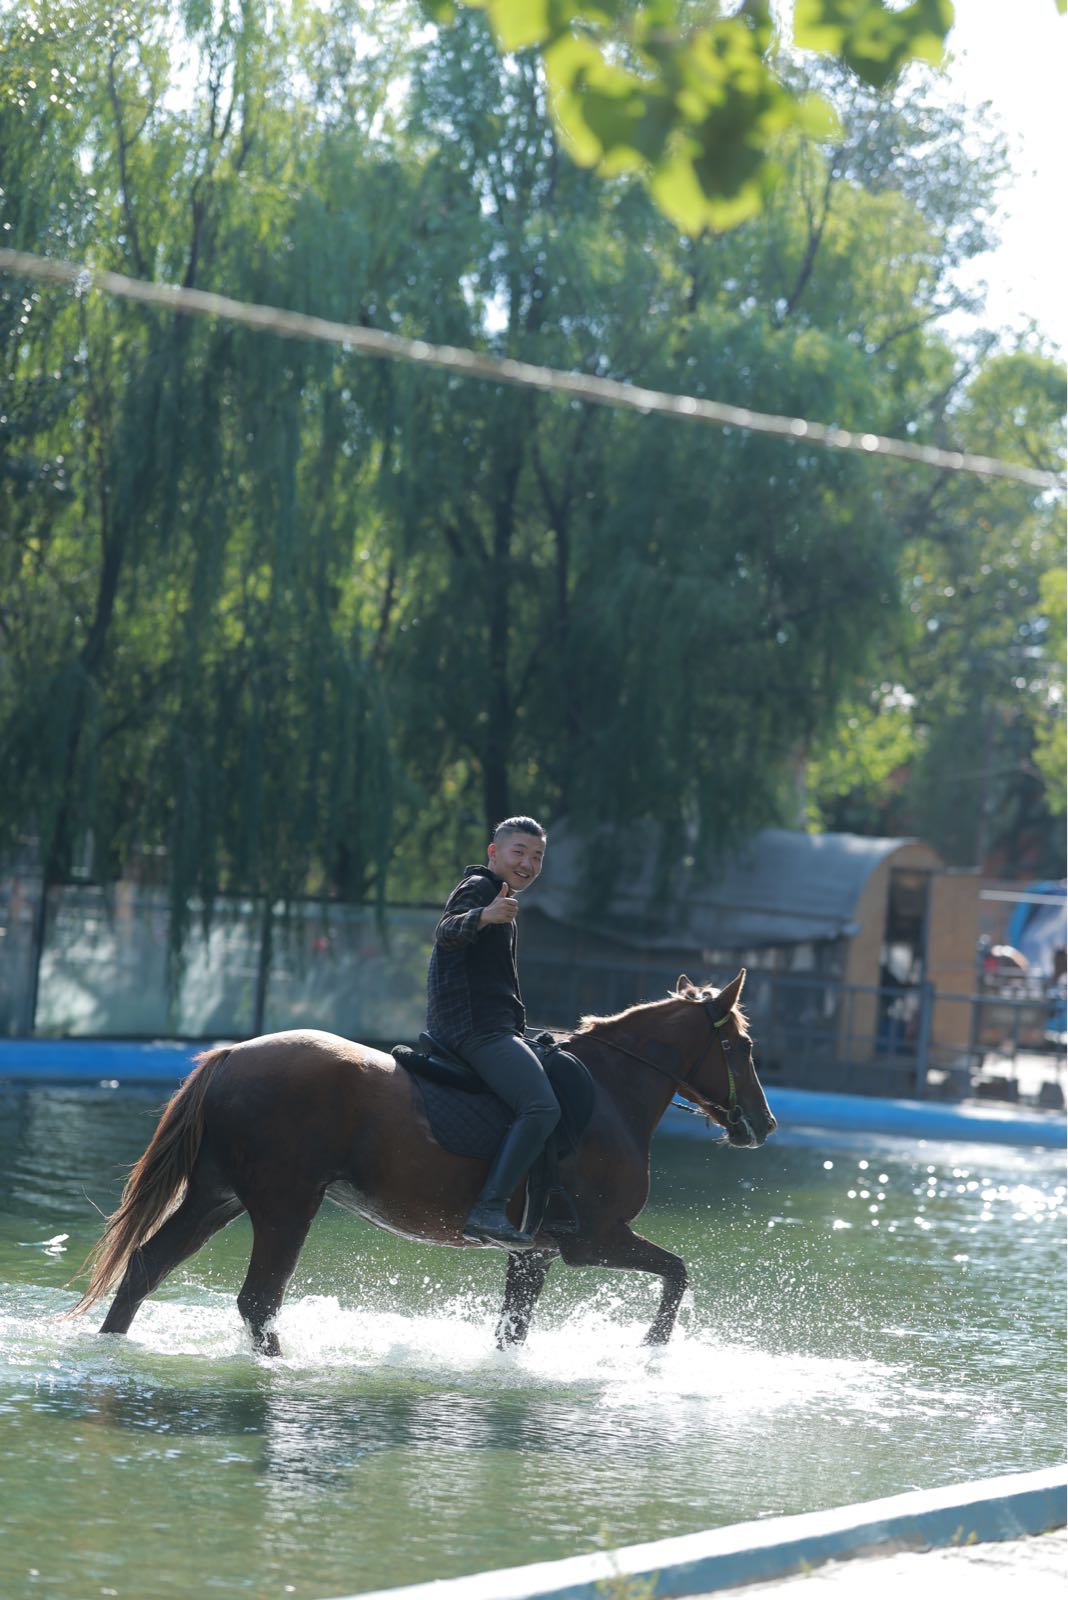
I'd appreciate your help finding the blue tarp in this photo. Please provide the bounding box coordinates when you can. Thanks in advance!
[1005,880,1066,976]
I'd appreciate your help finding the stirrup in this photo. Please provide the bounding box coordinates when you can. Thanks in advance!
[542,1185,580,1234]
[462,1204,536,1250]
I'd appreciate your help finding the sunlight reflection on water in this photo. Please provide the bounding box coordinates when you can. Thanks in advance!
[0,1091,1064,1599]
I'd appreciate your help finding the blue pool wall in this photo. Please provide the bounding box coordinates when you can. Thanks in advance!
[0,1039,1063,1148]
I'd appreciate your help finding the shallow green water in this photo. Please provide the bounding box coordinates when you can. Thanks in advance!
[0,1085,1064,1600]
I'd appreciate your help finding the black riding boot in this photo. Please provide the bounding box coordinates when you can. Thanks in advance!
[462,1115,548,1250]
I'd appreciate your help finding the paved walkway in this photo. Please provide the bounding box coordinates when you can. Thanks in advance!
[970,1045,1065,1108]
[698,1532,1067,1599]
[349,1471,1066,1600]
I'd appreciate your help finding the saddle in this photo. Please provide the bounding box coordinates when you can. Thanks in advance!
[391,1032,596,1238]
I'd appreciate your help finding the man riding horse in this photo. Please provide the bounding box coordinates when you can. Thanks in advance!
[73,815,776,1355]
[426,816,557,1250]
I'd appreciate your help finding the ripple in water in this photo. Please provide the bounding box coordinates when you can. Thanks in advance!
[1,1106,1063,1598]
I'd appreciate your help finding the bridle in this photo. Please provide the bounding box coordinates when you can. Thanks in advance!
[578,998,746,1129]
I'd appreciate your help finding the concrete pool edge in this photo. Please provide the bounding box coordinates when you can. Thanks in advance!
[335,1465,1067,1600]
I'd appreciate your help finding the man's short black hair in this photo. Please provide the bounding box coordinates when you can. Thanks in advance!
[492,816,546,842]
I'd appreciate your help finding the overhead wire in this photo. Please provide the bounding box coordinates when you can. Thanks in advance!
[0,246,1063,493]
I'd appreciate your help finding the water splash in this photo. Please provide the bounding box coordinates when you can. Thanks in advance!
[0,1280,917,1429]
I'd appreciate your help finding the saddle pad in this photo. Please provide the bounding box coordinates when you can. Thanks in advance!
[413,1076,509,1161]
[408,1047,596,1163]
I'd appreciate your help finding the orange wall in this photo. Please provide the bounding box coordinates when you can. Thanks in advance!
[928,870,981,1052]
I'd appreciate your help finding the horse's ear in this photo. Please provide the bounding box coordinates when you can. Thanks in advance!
[710,968,746,1020]
[676,974,697,996]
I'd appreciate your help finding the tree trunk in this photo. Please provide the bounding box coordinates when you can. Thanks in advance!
[252,896,274,1035]
[481,409,528,831]
[21,877,50,1036]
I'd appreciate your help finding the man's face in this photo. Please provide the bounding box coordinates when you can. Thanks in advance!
[487,830,545,892]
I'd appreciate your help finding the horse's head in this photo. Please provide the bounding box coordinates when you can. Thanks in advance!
[674,971,776,1148]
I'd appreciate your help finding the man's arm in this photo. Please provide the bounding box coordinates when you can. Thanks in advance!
[434,875,501,950]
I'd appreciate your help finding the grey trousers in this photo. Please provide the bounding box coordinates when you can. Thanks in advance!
[460,1030,561,1141]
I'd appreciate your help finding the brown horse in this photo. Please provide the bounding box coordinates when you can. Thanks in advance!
[72,971,774,1354]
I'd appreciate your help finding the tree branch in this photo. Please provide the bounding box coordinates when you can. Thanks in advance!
[107,51,147,279]
[779,164,835,323]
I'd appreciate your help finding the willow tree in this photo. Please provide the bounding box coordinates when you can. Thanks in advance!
[0,0,413,1006]
[896,351,1065,871]
[2,0,1057,1011]
[361,15,1016,894]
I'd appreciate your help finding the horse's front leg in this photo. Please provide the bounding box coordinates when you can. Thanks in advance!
[496,1248,557,1350]
[559,1222,688,1346]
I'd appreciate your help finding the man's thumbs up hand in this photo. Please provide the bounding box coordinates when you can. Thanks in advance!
[480,880,519,925]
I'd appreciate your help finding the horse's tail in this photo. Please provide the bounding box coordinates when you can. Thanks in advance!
[68,1046,232,1316]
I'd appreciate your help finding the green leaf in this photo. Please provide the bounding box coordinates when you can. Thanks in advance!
[485,0,556,51]
[544,32,654,164]
[651,144,766,231]
[482,0,604,52]
[419,0,458,23]
[545,11,845,231]
[794,0,954,88]
[794,91,842,142]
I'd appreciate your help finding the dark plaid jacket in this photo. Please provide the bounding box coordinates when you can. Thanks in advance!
[426,864,525,1049]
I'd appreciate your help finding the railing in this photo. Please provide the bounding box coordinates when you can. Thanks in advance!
[3,880,1063,1103]
[0,879,437,1044]
[524,958,928,1098]
[523,956,1065,1101]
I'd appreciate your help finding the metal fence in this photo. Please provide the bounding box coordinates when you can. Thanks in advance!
[523,955,1065,1101]
[0,879,437,1044]
[2,879,1063,1101]
[523,955,928,1098]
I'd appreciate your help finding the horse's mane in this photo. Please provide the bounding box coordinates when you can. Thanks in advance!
[570,984,750,1040]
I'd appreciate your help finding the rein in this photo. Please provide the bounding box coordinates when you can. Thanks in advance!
[579,1000,743,1127]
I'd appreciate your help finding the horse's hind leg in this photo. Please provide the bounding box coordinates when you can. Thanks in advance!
[100,1175,244,1335]
[496,1248,556,1349]
[237,1191,323,1357]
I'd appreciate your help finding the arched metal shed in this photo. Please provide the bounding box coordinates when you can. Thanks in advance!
[521,821,979,1095]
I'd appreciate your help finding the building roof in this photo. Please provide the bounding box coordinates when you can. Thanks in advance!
[526,822,928,951]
